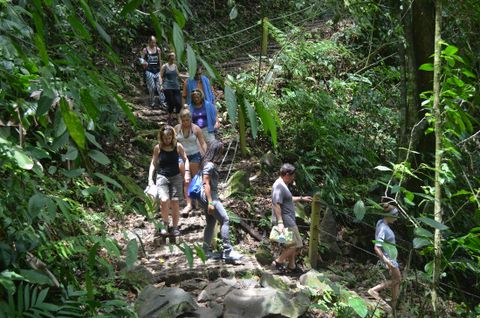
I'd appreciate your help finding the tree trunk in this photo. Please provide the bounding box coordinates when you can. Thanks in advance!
[431,0,443,314]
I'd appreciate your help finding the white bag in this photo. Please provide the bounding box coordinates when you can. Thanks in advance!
[144,184,158,199]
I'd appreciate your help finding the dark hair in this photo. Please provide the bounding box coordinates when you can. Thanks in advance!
[201,140,224,167]
[279,163,296,176]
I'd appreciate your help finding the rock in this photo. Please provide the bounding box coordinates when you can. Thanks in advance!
[135,285,198,318]
[223,287,310,318]
[319,207,341,258]
[124,265,154,287]
[260,272,296,292]
[224,170,251,198]
[197,278,239,303]
[181,307,222,318]
[254,247,274,266]
[179,278,209,293]
[299,270,334,296]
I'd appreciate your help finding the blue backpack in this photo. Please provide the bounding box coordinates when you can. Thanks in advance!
[188,172,203,199]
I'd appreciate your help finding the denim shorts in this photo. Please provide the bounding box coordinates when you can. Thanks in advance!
[178,152,202,164]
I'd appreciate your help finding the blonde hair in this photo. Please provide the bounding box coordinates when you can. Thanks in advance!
[179,109,192,120]
[158,125,177,147]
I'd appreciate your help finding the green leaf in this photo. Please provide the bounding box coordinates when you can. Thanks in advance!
[172,22,185,61]
[125,239,138,270]
[150,8,163,42]
[94,172,122,189]
[85,132,101,149]
[374,165,392,171]
[418,217,449,231]
[373,240,398,260]
[61,168,85,178]
[88,150,111,165]
[199,57,217,80]
[114,94,137,126]
[121,0,143,16]
[36,89,55,116]
[80,89,99,120]
[414,227,433,238]
[419,63,434,71]
[95,21,111,45]
[116,173,146,198]
[256,101,277,146]
[244,98,258,139]
[34,33,48,65]
[224,85,238,125]
[229,5,238,19]
[186,44,197,80]
[103,239,120,259]
[18,270,53,285]
[348,297,368,318]
[353,200,365,221]
[193,243,206,263]
[60,98,86,150]
[172,7,186,28]
[443,45,458,56]
[86,242,100,302]
[79,0,95,27]
[413,237,431,249]
[63,146,78,161]
[67,14,91,41]
[181,243,194,268]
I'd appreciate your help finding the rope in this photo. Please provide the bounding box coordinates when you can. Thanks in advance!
[195,23,260,44]
[269,3,317,22]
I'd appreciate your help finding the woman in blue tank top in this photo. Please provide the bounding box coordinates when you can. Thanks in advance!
[148,126,190,236]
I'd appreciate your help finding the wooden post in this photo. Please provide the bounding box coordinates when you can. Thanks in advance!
[308,192,322,269]
[261,17,269,57]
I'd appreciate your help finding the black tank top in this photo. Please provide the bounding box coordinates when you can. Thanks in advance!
[157,145,180,177]
[146,48,160,73]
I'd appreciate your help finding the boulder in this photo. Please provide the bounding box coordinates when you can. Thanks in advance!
[319,207,341,257]
[260,272,296,292]
[299,270,334,296]
[223,287,310,318]
[135,285,197,318]
[197,278,239,303]
[254,246,274,266]
[181,307,222,318]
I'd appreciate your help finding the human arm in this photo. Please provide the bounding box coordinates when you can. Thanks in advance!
[181,79,188,105]
[293,196,312,202]
[213,104,220,129]
[374,245,396,269]
[148,145,160,186]
[273,203,284,232]
[202,173,215,214]
[160,64,166,81]
[177,143,190,183]
[193,124,208,155]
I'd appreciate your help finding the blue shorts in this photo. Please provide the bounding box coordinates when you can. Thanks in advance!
[178,152,202,164]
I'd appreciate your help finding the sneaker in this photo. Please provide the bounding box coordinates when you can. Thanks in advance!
[158,222,168,235]
[182,204,193,215]
[223,249,243,261]
[171,226,180,236]
[286,265,304,275]
[271,260,286,272]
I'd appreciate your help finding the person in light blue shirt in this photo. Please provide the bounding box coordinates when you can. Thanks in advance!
[368,204,401,312]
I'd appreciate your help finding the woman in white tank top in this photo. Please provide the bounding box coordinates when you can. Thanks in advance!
[175,109,208,214]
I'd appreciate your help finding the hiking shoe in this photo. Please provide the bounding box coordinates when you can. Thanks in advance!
[182,204,193,215]
[171,226,180,236]
[286,265,304,275]
[271,260,286,272]
[223,249,243,261]
[158,222,168,235]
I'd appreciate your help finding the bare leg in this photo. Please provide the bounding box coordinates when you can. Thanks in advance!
[275,246,296,264]
[160,200,170,226]
[390,267,401,310]
[171,200,180,227]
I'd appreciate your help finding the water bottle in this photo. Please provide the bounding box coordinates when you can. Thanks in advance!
[278,233,286,244]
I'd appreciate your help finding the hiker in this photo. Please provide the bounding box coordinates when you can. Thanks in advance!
[160,52,186,122]
[175,109,208,214]
[189,89,219,144]
[199,140,242,262]
[139,35,162,108]
[148,125,190,236]
[271,163,312,274]
[368,204,401,311]
[182,66,215,105]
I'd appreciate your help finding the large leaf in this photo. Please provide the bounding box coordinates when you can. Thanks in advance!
[256,101,277,146]
[125,239,138,270]
[0,137,35,170]
[374,165,392,172]
[224,85,238,125]
[348,297,368,318]
[414,227,433,238]
[67,14,91,41]
[186,44,197,80]
[171,7,186,28]
[60,98,86,150]
[193,243,206,263]
[95,21,111,45]
[88,150,110,165]
[114,94,137,126]
[373,240,398,260]
[413,237,431,249]
[36,89,55,116]
[199,56,217,80]
[121,0,143,16]
[80,89,99,120]
[418,217,449,231]
[243,98,258,139]
[180,243,194,268]
[94,172,122,189]
[172,22,185,61]
[353,199,366,221]
[229,5,238,20]
[34,33,48,65]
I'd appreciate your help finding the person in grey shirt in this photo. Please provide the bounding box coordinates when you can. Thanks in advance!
[271,163,312,274]
[368,203,401,312]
